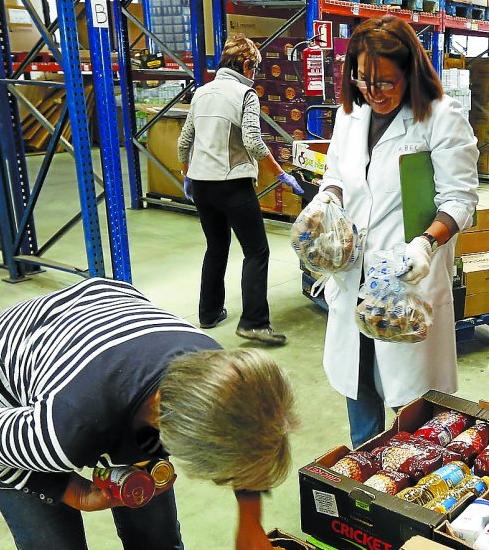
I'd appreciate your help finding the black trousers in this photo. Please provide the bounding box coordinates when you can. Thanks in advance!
[192,178,270,329]
[0,486,183,550]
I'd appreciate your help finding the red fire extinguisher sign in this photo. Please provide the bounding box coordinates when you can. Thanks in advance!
[313,20,333,50]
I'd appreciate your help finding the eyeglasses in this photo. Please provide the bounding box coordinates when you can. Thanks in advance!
[350,75,403,92]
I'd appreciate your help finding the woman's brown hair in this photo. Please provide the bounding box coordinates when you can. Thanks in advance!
[219,34,262,75]
[341,16,443,121]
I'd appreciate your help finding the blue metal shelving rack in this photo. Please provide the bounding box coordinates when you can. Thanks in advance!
[0,0,135,283]
[0,1,39,281]
[115,0,196,207]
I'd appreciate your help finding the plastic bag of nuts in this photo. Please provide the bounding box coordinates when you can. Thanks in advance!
[291,193,361,280]
[356,250,433,343]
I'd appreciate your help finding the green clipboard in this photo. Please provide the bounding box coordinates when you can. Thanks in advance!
[399,151,437,243]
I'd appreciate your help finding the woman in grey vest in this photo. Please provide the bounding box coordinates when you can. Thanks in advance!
[178,34,303,346]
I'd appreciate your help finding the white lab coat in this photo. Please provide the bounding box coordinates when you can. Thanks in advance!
[321,95,479,408]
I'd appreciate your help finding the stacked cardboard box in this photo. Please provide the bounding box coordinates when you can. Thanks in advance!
[442,69,471,120]
[462,252,489,318]
[469,60,489,174]
[253,36,307,167]
[456,185,489,318]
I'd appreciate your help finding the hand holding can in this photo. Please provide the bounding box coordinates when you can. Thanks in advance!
[92,466,155,508]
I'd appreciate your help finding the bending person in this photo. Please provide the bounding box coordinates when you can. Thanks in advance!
[0,278,297,550]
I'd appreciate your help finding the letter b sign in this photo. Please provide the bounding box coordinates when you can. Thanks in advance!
[90,0,109,28]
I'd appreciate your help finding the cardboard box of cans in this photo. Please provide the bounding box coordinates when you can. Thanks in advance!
[299,391,489,550]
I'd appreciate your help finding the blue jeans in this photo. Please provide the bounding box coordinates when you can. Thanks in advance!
[346,334,385,449]
[0,486,184,550]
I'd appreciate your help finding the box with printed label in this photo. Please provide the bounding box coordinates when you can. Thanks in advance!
[261,100,306,124]
[259,59,302,82]
[269,141,294,164]
[252,37,304,60]
[292,140,328,175]
[255,81,304,103]
[299,391,489,550]
[275,124,307,143]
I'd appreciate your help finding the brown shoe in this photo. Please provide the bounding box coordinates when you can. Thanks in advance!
[236,326,287,346]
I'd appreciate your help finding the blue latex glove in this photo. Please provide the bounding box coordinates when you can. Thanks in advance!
[183,176,193,201]
[277,172,304,195]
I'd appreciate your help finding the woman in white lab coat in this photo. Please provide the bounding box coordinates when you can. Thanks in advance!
[320,16,479,448]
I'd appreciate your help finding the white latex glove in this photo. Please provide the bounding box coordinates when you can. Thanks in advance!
[400,236,433,285]
[316,190,342,207]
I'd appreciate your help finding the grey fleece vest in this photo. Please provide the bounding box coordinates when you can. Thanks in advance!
[186,68,258,181]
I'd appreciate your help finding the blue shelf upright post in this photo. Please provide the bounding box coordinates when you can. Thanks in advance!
[56,0,105,278]
[432,0,445,77]
[0,0,39,281]
[189,0,206,86]
[212,0,226,69]
[141,0,155,53]
[113,0,144,211]
[305,0,323,138]
[432,31,443,77]
[85,0,132,283]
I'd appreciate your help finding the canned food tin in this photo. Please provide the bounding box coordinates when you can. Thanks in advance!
[144,459,176,490]
[92,466,155,508]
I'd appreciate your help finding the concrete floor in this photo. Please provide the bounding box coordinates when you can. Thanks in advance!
[0,151,488,549]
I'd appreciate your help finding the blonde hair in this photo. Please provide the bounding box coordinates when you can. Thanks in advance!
[158,348,297,491]
[220,34,262,74]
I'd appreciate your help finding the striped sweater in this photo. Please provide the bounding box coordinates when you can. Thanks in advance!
[0,278,220,502]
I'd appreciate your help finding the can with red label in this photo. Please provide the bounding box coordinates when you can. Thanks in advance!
[93,466,155,508]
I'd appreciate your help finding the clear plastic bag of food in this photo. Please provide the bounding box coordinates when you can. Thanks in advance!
[291,193,361,280]
[355,249,433,343]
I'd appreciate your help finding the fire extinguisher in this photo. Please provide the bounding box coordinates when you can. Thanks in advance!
[303,43,325,99]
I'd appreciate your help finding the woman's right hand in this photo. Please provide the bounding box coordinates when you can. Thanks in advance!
[62,473,122,511]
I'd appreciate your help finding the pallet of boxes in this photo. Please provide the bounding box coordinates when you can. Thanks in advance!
[299,390,489,549]
[455,185,489,321]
